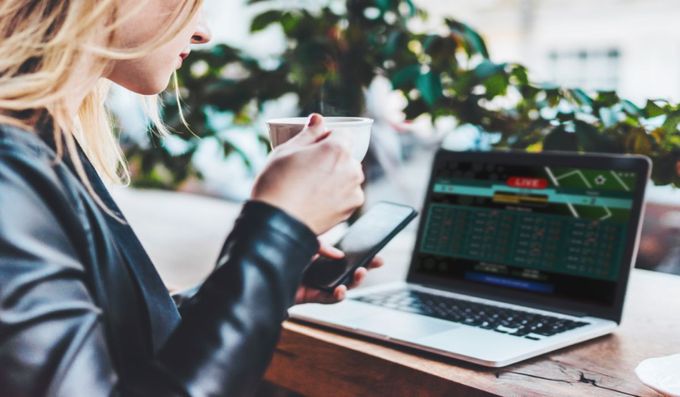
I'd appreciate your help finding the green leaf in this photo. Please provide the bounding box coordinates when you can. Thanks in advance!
[569,88,593,107]
[416,71,443,106]
[573,120,618,152]
[595,91,619,107]
[451,70,474,95]
[509,65,529,85]
[446,19,489,58]
[662,112,680,134]
[644,100,665,118]
[403,0,418,16]
[483,74,508,98]
[473,60,504,80]
[376,0,391,13]
[403,98,430,119]
[625,129,653,155]
[556,112,575,122]
[279,12,300,35]
[250,10,283,33]
[423,35,458,72]
[573,120,599,148]
[384,31,406,57]
[543,126,578,151]
[651,152,680,186]
[622,99,642,117]
[391,64,421,88]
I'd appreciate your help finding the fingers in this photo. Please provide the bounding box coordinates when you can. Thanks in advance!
[368,256,384,269]
[325,131,353,153]
[348,267,368,289]
[305,113,326,139]
[290,113,329,146]
[318,241,345,259]
[352,186,365,208]
[346,259,383,289]
[318,136,351,164]
[355,161,366,185]
[303,285,346,304]
[265,112,365,234]
[333,284,348,301]
[314,139,364,221]
[342,158,365,215]
[299,259,383,304]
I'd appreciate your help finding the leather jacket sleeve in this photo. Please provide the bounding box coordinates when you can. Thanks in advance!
[0,147,319,396]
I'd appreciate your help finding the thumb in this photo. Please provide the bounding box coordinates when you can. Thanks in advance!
[291,113,329,145]
[318,240,345,259]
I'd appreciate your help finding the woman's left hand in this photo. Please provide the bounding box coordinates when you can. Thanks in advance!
[294,242,384,304]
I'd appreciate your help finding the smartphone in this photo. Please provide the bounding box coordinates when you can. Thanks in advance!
[302,201,418,291]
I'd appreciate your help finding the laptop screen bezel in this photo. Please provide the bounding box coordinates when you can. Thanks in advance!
[406,149,651,323]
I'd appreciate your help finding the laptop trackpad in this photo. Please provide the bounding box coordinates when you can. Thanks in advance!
[348,311,459,340]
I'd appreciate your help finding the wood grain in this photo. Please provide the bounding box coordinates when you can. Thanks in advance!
[265,270,679,396]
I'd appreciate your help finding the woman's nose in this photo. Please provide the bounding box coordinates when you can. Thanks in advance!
[192,13,212,45]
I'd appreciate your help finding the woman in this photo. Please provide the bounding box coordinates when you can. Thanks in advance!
[0,1,380,395]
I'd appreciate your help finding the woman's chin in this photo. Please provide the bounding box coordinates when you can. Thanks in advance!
[106,73,173,96]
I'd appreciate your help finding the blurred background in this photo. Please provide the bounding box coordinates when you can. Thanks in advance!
[110,0,680,288]
[205,0,680,100]
[417,0,680,276]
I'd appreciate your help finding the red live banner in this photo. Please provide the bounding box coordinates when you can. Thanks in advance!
[507,177,548,189]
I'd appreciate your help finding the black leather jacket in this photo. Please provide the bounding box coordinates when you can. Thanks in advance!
[0,124,319,396]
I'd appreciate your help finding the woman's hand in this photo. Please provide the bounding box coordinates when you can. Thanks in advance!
[294,242,384,304]
[251,114,365,235]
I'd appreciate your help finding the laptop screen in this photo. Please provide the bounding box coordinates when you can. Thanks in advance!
[411,155,639,308]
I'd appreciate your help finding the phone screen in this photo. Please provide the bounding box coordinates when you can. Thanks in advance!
[302,202,417,290]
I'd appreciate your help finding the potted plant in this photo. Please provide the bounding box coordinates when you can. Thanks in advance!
[119,0,680,191]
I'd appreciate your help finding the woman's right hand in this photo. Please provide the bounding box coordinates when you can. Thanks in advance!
[251,114,365,235]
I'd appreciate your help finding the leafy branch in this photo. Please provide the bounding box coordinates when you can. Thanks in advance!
[122,0,680,188]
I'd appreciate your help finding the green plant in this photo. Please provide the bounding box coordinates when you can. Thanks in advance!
[121,0,680,189]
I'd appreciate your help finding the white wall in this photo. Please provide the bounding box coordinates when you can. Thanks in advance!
[417,0,680,102]
[202,0,285,58]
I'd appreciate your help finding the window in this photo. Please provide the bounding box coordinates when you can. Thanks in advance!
[548,48,621,91]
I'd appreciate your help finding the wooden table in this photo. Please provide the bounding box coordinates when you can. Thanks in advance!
[265,269,680,396]
[115,188,679,395]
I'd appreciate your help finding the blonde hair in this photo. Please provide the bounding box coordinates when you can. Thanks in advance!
[0,0,202,217]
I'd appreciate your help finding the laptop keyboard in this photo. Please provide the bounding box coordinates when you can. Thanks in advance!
[353,289,590,340]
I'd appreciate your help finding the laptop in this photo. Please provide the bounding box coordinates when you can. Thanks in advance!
[289,150,651,367]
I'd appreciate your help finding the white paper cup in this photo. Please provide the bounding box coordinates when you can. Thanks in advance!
[267,117,373,161]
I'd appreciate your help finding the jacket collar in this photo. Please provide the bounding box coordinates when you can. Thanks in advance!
[45,127,183,353]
